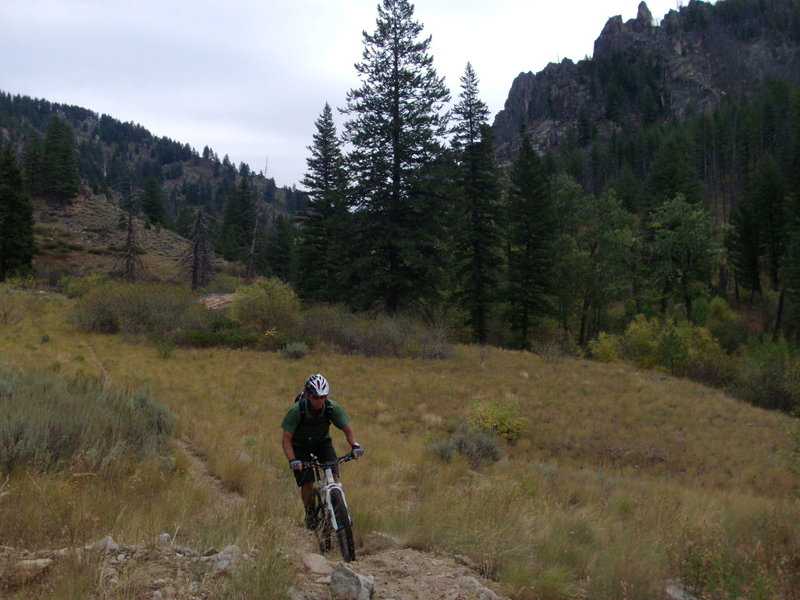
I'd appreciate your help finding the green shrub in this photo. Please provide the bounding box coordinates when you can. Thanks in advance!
[202,274,245,294]
[298,305,452,359]
[588,332,623,362]
[604,315,727,377]
[0,288,24,326]
[733,339,800,413]
[279,342,309,359]
[178,328,269,350]
[695,296,747,352]
[155,337,178,359]
[298,304,358,349]
[468,398,529,442]
[431,424,502,468]
[72,282,211,337]
[622,314,662,369]
[0,366,173,473]
[589,316,735,386]
[58,273,109,298]
[230,278,300,333]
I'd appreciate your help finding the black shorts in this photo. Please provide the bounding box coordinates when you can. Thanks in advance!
[292,438,338,486]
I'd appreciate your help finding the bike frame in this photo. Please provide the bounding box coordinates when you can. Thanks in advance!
[307,454,353,531]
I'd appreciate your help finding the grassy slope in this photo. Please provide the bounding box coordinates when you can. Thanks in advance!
[1,290,799,599]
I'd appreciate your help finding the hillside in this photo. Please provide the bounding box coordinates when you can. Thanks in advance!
[1,289,799,598]
[0,91,309,230]
[32,192,204,284]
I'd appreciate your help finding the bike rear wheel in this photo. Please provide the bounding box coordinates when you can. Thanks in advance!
[330,488,355,562]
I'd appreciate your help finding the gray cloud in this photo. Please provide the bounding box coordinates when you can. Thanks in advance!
[0,0,693,186]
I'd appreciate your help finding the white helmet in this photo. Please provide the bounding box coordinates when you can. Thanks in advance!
[304,374,329,397]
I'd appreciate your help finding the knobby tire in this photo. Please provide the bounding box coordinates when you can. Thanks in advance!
[330,488,355,562]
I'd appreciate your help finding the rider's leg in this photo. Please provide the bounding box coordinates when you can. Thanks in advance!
[300,480,314,509]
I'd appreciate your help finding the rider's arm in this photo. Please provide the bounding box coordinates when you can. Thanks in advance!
[341,424,359,449]
[282,429,296,461]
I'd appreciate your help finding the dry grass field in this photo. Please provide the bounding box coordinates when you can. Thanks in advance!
[1,286,799,599]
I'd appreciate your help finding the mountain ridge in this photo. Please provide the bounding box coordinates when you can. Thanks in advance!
[492,0,800,164]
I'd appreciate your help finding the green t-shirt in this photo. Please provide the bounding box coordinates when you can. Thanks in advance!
[281,398,350,448]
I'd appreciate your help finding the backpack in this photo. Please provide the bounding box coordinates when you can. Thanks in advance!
[295,393,334,426]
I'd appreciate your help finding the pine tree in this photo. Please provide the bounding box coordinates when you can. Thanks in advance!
[218,177,256,263]
[263,214,296,283]
[783,88,800,309]
[645,135,702,209]
[22,133,45,196]
[0,144,36,281]
[42,115,81,202]
[728,154,788,300]
[342,0,450,312]
[750,154,786,291]
[727,195,763,299]
[450,63,503,343]
[297,103,351,302]
[141,175,168,228]
[505,135,556,349]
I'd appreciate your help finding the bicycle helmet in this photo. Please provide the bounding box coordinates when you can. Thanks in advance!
[304,373,329,397]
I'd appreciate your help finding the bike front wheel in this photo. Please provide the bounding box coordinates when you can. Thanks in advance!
[313,488,332,553]
[330,488,355,562]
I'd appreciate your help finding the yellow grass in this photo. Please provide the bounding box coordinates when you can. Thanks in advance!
[1,288,799,599]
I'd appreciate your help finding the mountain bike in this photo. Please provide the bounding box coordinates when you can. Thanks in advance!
[303,453,356,562]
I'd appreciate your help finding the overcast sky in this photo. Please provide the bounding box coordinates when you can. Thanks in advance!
[0,0,699,188]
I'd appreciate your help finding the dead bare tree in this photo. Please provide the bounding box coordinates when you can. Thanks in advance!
[114,182,146,281]
[180,208,215,290]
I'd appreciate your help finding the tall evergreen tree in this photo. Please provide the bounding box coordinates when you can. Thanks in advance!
[22,133,45,196]
[505,135,556,349]
[342,0,450,312]
[218,177,256,263]
[141,175,168,228]
[450,63,503,343]
[750,154,786,291]
[297,103,351,302]
[0,144,36,281]
[728,154,788,300]
[263,214,296,283]
[645,135,702,209]
[782,88,800,312]
[41,115,81,202]
[727,194,763,299]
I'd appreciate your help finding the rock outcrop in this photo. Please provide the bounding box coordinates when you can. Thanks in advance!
[493,0,800,164]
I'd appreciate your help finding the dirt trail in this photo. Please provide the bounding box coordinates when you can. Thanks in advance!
[278,490,505,599]
[172,435,507,599]
[175,438,245,514]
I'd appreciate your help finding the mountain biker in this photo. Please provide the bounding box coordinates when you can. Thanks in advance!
[280,373,364,528]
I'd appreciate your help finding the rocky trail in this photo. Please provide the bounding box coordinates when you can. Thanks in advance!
[1,433,507,600]
[283,513,506,600]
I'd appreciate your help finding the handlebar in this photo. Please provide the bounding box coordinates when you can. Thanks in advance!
[301,453,355,470]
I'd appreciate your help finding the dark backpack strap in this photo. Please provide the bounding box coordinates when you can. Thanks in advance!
[296,394,307,426]
[297,395,332,426]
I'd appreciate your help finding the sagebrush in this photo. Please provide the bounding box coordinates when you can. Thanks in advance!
[0,365,172,473]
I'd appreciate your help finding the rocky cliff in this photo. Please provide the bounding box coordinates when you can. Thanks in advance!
[492,0,800,164]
